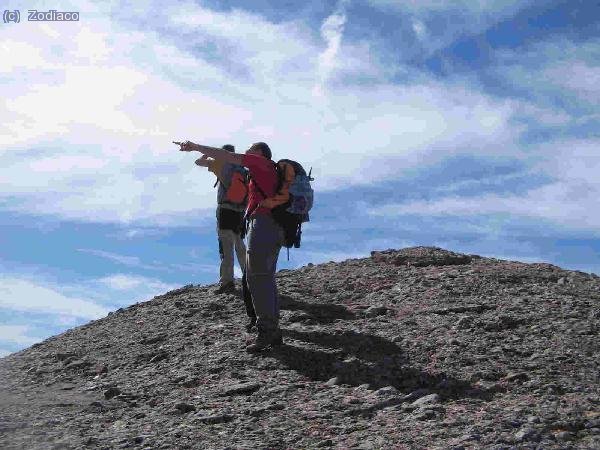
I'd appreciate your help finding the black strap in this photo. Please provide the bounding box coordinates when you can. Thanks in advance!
[245,173,270,219]
[251,161,278,198]
[241,178,258,231]
[214,163,243,189]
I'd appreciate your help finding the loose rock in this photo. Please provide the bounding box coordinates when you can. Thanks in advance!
[0,246,598,449]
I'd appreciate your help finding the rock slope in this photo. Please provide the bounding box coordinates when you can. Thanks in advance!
[1,247,599,449]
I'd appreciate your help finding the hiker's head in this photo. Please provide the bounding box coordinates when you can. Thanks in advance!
[222,144,235,153]
[246,142,271,159]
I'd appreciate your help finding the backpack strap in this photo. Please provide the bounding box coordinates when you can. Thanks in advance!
[261,162,293,209]
[244,174,267,221]
[216,165,248,189]
[213,164,229,189]
[248,160,278,203]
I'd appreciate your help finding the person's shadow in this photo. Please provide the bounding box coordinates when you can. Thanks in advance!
[268,294,488,415]
[279,294,355,324]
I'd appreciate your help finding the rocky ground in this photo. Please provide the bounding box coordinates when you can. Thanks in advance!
[1,246,599,449]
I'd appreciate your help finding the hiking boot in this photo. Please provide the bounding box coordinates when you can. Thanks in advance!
[214,282,235,294]
[245,317,257,333]
[245,333,271,353]
[245,328,282,353]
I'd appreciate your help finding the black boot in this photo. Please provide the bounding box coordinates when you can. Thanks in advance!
[246,327,282,353]
[214,282,235,294]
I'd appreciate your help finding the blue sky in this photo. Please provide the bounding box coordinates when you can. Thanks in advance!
[1,0,599,357]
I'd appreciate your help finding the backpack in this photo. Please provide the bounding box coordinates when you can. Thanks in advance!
[215,164,249,210]
[253,159,314,256]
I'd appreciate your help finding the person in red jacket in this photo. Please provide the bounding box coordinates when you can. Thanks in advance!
[179,140,284,352]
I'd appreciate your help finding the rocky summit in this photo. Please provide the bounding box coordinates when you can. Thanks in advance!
[1,247,599,449]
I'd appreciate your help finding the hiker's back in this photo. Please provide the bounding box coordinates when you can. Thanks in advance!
[218,163,248,212]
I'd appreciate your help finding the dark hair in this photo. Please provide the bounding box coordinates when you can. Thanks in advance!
[222,144,235,153]
[251,142,272,159]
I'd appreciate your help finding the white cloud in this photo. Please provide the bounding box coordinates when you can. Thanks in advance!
[108,227,170,240]
[367,138,600,233]
[0,0,592,237]
[545,62,600,100]
[492,37,600,110]
[98,274,147,291]
[97,273,176,292]
[78,249,219,277]
[308,82,519,187]
[0,277,110,319]
[77,249,153,268]
[169,262,218,274]
[0,349,11,358]
[168,3,315,87]
[412,19,427,41]
[0,262,183,354]
[71,25,112,62]
[0,40,46,73]
[0,8,414,222]
[29,155,106,172]
[367,0,529,14]
[125,229,144,238]
[4,66,146,143]
[55,315,81,326]
[0,325,39,346]
[369,187,600,231]
[0,6,260,224]
[313,2,348,96]
[366,0,535,55]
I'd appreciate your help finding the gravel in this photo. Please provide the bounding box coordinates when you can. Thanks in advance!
[0,246,598,449]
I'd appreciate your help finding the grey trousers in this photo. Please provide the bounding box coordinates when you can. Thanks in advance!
[245,214,284,332]
[218,228,246,285]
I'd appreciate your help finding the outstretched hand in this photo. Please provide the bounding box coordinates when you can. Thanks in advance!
[176,141,195,152]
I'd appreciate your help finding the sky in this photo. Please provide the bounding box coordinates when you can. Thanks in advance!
[1,0,599,357]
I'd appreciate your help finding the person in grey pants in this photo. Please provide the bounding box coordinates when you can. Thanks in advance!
[244,212,284,339]
[195,144,247,294]
[180,140,284,352]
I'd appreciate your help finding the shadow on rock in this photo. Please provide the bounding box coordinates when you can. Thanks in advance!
[271,328,487,403]
[283,329,399,363]
[279,294,356,324]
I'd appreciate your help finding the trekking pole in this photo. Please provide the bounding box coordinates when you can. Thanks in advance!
[295,224,302,248]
